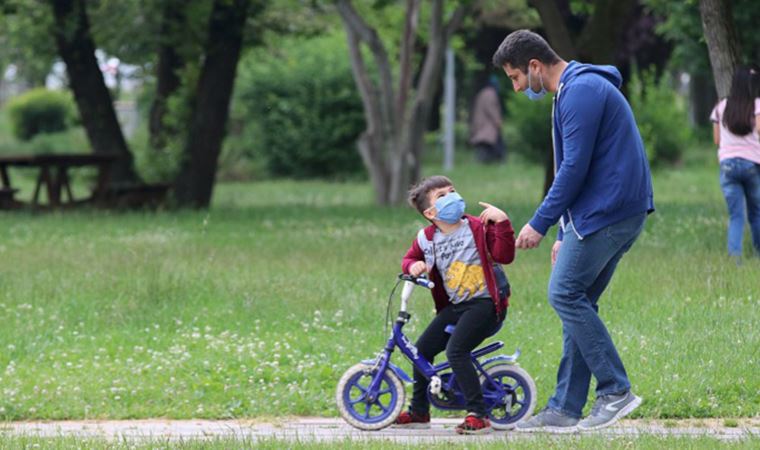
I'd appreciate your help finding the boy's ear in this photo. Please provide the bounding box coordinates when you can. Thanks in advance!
[422,206,436,221]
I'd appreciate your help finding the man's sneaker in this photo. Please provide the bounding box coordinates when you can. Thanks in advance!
[515,407,579,433]
[392,410,431,429]
[455,413,492,435]
[577,391,642,431]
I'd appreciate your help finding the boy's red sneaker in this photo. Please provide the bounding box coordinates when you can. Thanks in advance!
[455,413,492,435]
[392,410,431,429]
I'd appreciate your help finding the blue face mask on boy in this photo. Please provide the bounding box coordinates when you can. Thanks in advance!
[524,69,547,101]
[434,192,466,224]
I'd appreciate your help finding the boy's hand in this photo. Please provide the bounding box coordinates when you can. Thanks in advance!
[478,201,509,224]
[409,261,427,276]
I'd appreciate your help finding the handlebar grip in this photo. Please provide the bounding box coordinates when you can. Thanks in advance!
[398,273,435,289]
[415,278,435,289]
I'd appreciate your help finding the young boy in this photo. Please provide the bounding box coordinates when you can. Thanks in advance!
[396,175,515,435]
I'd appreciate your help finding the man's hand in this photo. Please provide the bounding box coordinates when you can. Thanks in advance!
[478,201,509,224]
[515,223,544,249]
[551,240,562,266]
[409,261,427,276]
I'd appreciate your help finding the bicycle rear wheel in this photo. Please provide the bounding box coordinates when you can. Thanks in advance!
[480,363,537,429]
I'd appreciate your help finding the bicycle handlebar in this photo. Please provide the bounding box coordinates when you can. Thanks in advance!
[398,274,435,289]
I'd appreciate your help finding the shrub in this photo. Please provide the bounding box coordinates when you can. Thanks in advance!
[6,88,76,141]
[0,127,88,156]
[629,68,694,166]
[503,92,553,165]
[231,33,365,179]
[128,122,182,183]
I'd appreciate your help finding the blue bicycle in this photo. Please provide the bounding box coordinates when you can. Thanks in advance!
[336,274,537,431]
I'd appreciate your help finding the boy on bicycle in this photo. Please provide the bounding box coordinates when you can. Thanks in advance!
[397,175,515,434]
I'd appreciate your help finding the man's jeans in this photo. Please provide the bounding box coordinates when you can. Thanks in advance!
[546,212,646,418]
[719,158,760,256]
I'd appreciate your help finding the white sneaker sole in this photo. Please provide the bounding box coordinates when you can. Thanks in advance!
[578,395,642,431]
[515,424,578,434]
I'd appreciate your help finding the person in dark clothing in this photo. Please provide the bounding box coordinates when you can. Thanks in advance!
[469,75,506,164]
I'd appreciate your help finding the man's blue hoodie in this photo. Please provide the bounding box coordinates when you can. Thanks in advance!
[529,61,655,240]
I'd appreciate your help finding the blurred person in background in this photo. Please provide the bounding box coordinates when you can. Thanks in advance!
[710,65,760,264]
[469,75,506,164]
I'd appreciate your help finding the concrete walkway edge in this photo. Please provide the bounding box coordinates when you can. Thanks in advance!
[1,418,759,443]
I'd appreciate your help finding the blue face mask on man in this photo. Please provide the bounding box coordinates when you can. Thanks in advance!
[523,68,547,101]
[433,192,466,224]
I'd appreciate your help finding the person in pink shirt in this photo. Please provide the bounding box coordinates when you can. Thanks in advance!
[710,65,760,261]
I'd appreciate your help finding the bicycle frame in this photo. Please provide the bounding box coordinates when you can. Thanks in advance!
[364,279,507,401]
[339,275,536,430]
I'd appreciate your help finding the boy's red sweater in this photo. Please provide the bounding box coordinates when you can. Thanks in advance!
[401,214,515,319]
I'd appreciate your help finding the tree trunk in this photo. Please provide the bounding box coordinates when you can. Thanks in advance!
[576,0,637,64]
[149,0,186,151]
[530,0,636,198]
[391,0,446,205]
[689,71,718,126]
[337,0,401,205]
[338,0,470,206]
[699,0,741,98]
[528,0,578,61]
[172,0,250,208]
[543,149,554,197]
[528,0,575,197]
[50,0,138,184]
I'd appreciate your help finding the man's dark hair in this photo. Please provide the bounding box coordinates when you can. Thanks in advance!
[407,175,453,214]
[492,30,561,72]
[723,65,760,136]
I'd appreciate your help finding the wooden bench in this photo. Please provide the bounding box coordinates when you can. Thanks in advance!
[0,153,118,209]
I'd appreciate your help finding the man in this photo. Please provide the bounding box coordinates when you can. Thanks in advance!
[492,30,654,432]
[469,75,506,164]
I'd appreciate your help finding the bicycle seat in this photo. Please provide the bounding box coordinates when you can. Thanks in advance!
[445,321,503,337]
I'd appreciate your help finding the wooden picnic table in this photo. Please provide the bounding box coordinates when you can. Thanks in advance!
[0,153,119,209]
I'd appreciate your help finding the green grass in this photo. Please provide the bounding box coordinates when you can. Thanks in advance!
[724,419,740,427]
[0,156,758,421]
[0,436,756,449]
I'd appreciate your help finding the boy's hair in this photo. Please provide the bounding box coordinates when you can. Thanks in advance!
[492,29,561,72]
[407,175,453,214]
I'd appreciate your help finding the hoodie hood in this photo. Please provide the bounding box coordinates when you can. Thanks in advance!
[559,60,622,90]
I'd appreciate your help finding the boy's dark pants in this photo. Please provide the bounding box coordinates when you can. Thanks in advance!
[410,297,501,417]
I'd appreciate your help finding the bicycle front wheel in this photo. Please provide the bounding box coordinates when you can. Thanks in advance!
[336,363,406,431]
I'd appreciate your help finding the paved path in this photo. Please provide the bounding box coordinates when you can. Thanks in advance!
[2,418,759,443]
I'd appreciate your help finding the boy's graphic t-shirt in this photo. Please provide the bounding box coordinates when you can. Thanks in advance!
[423,219,488,304]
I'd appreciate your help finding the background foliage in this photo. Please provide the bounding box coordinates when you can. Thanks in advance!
[503,92,553,165]
[502,68,694,168]
[629,68,694,166]
[228,32,365,180]
[5,88,76,142]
